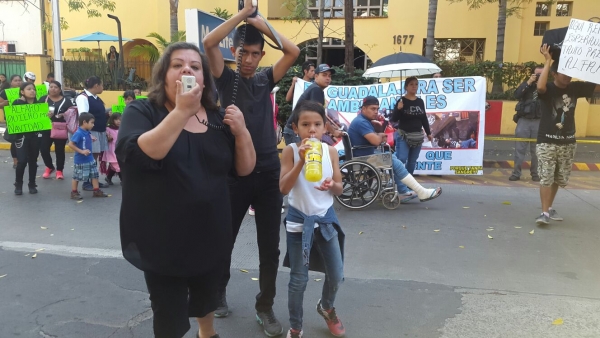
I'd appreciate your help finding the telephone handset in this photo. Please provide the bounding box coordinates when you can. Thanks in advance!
[238,0,258,18]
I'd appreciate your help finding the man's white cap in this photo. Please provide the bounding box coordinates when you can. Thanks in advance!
[24,72,36,81]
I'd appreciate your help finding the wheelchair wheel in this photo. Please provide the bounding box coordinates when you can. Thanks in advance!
[382,192,401,210]
[336,161,381,209]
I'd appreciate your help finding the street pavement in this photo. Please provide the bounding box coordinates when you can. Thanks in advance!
[1,149,600,338]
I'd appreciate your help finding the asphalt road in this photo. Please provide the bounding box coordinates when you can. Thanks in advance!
[1,150,599,338]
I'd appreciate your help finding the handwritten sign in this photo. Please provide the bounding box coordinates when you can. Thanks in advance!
[4,103,51,134]
[3,84,49,105]
[558,19,600,84]
[112,105,125,113]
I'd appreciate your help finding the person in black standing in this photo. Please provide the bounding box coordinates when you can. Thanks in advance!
[117,42,256,338]
[203,0,300,335]
[509,66,543,182]
[39,80,73,180]
[12,82,42,195]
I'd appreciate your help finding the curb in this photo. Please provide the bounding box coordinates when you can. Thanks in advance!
[483,160,600,171]
[0,143,75,153]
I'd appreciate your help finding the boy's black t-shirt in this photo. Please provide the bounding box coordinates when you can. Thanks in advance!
[537,81,595,144]
[390,97,431,135]
[285,83,325,129]
[215,64,278,172]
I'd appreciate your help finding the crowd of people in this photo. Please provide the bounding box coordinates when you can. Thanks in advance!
[3,0,598,336]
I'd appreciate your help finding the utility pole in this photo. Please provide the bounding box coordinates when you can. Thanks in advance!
[51,0,63,84]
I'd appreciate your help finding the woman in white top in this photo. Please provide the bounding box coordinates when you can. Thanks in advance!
[279,100,346,338]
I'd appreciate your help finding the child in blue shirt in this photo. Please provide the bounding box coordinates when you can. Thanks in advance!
[68,112,108,199]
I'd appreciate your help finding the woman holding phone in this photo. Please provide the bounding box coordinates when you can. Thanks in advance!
[116,42,256,338]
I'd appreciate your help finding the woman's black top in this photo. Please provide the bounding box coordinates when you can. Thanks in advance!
[38,95,73,123]
[116,99,235,277]
[390,97,431,135]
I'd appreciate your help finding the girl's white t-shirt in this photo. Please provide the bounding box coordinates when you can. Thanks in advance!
[286,142,334,233]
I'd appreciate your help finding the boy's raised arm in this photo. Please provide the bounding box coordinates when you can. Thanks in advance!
[202,0,256,79]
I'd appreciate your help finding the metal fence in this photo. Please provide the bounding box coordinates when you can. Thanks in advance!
[0,54,26,78]
[47,59,154,91]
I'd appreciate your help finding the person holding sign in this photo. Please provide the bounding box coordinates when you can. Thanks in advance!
[534,44,600,226]
[11,82,43,195]
[0,74,22,168]
[38,81,73,180]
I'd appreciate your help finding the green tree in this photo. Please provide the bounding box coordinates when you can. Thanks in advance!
[211,7,233,20]
[28,0,116,30]
[129,31,186,63]
[169,0,179,42]
[283,0,329,65]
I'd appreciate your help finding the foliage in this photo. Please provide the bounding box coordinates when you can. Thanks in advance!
[129,31,187,63]
[38,0,117,30]
[436,60,543,100]
[281,0,311,22]
[274,65,375,124]
[447,0,540,17]
[211,7,233,20]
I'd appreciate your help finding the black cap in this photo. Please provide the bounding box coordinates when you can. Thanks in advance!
[315,64,336,74]
[361,96,380,107]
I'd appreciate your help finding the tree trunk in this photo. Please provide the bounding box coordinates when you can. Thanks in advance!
[492,0,506,94]
[344,0,355,74]
[317,0,325,65]
[425,0,438,61]
[170,0,179,42]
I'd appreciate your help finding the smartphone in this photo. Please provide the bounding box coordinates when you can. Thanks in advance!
[182,76,196,93]
[239,0,258,18]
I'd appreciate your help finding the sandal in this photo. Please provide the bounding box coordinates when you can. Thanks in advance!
[420,187,442,202]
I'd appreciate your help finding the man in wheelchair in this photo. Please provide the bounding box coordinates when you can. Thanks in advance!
[348,96,442,203]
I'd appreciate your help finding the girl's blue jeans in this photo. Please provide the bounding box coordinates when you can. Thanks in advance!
[287,229,343,330]
[395,133,423,175]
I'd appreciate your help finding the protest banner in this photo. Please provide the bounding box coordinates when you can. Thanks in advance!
[558,18,600,84]
[4,84,49,104]
[112,105,125,113]
[293,77,487,175]
[117,95,147,106]
[4,103,51,134]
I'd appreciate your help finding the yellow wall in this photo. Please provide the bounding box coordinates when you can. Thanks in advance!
[587,105,600,137]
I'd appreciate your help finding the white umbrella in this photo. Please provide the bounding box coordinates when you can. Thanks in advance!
[363,52,441,78]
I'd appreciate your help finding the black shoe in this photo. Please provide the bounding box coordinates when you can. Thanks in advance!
[14,182,23,195]
[214,291,229,318]
[531,175,540,182]
[196,333,220,338]
[105,177,114,185]
[28,183,38,194]
[256,309,283,337]
[98,182,109,188]
[509,175,520,181]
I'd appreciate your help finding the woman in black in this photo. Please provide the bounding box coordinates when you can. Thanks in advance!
[39,80,73,180]
[1,74,23,168]
[116,42,256,338]
[12,82,42,195]
[391,76,432,175]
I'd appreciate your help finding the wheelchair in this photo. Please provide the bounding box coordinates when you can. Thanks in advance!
[335,133,402,210]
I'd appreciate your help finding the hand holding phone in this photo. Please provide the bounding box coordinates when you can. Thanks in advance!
[182,76,196,93]
[239,0,258,18]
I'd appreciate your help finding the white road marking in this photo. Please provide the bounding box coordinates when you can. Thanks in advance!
[0,241,123,259]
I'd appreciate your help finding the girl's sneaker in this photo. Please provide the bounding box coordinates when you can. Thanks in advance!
[316,299,345,337]
[286,329,303,338]
[56,171,64,180]
[248,206,255,216]
[42,167,54,179]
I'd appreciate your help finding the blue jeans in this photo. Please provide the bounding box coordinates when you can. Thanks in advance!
[395,133,422,175]
[283,126,300,146]
[391,156,410,194]
[287,229,343,330]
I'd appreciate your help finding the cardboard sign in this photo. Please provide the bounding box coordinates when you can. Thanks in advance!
[558,19,600,84]
[3,84,49,105]
[4,103,51,134]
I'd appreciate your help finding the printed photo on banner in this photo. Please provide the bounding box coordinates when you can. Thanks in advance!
[292,76,487,175]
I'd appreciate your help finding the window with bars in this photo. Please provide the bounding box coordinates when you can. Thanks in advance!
[308,0,388,18]
[534,22,549,36]
[421,38,486,63]
[535,2,549,16]
[556,2,572,16]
